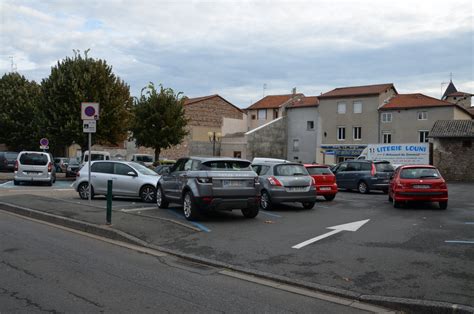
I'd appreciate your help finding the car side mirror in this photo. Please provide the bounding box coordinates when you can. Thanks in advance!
[127,171,137,177]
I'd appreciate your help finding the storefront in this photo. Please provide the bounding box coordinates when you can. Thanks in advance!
[320,145,367,164]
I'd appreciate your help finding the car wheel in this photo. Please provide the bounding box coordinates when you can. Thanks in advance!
[302,201,315,209]
[156,186,169,209]
[183,191,199,221]
[260,191,273,211]
[78,182,94,200]
[439,201,448,210]
[324,195,336,201]
[358,181,370,194]
[393,197,401,208]
[140,185,156,203]
[46,180,53,187]
[13,180,19,186]
[388,194,393,202]
[242,206,259,218]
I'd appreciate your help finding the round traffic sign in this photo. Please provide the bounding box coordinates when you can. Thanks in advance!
[40,138,49,146]
[84,106,96,117]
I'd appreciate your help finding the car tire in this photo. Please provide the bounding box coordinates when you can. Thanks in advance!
[140,185,156,203]
[324,195,336,201]
[393,198,401,208]
[183,191,199,221]
[302,202,315,209]
[78,182,94,200]
[46,180,53,187]
[156,186,169,209]
[358,181,370,194]
[439,201,448,210]
[260,191,273,211]
[242,206,259,218]
[388,194,393,202]
[13,180,19,186]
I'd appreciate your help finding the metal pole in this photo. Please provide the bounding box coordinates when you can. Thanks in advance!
[212,132,216,156]
[88,132,91,202]
[106,180,112,225]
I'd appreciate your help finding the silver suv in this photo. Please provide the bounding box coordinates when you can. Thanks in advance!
[156,157,259,221]
[252,161,317,210]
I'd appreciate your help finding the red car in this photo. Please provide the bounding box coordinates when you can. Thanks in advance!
[388,165,448,209]
[304,164,338,201]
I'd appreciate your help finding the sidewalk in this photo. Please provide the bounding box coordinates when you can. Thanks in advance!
[0,194,473,314]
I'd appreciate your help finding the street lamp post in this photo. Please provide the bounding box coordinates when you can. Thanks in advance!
[208,131,222,156]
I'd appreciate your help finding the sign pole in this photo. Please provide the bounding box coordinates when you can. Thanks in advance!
[81,102,99,203]
[88,132,92,202]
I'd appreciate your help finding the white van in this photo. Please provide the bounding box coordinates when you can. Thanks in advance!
[131,154,155,167]
[14,151,56,186]
[82,151,111,165]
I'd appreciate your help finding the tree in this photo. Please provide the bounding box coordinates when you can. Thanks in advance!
[39,51,132,154]
[130,83,188,161]
[0,72,41,151]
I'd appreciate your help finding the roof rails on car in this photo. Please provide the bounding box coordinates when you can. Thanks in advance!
[252,157,291,163]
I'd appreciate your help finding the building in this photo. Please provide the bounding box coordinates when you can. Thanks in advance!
[429,120,474,181]
[442,80,473,111]
[317,83,398,164]
[161,94,245,159]
[286,96,320,163]
[379,93,472,143]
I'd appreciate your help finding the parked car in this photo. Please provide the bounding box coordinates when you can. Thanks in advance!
[54,157,69,173]
[81,151,111,165]
[14,151,56,186]
[154,164,173,175]
[252,161,316,210]
[331,160,394,194]
[156,157,260,221]
[131,154,155,167]
[0,151,19,172]
[388,165,448,209]
[73,161,159,203]
[65,158,81,177]
[304,164,338,201]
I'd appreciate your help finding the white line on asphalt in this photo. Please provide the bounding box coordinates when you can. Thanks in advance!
[121,207,156,212]
[0,181,12,186]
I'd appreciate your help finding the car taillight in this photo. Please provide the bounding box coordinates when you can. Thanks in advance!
[47,162,52,172]
[267,176,282,186]
[254,177,259,185]
[439,181,447,189]
[371,164,376,176]
[14,160,18,171]
[76,172,80,178]
[197,177,212,184]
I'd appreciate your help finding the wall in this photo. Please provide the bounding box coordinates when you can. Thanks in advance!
[246,117,287,160]
[446,95,472,110]
[220,133,248,159]
[433,138,474,181]
[286,106,319,163]
[222,115,248,135]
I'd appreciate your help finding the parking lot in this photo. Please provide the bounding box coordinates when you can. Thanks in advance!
[0,174,473,307]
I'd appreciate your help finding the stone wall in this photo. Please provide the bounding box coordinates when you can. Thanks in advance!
[246,117,287,160]
[433,138,474,181]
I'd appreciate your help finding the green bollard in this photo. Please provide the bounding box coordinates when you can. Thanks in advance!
[106,179,112,225]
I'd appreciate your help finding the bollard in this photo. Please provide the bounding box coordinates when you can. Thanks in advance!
[106,179,113,225]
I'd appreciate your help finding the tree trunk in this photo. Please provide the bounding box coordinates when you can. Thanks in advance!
[154,147,161,163]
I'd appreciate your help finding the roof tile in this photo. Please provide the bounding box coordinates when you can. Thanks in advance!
[380,93,455,110]
[247,94,303,110]
[318,83,395,99]
[429,120,474,138]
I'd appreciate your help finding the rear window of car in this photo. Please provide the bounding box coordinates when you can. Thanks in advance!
[274,164,309,176]
[400,168,441,179]
[375,162,394,172]
[306,167,332,175]
[136,155,153,162]
[201,160,252,171]
[5,152,18,159]
[19,153,49,165]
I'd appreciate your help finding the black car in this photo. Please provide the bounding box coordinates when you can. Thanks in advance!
[0,151,19,172]
[331,160,394,194]
[65,158,81,177]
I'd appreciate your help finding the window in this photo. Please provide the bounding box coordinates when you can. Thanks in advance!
[419,130,429,143]
[382,132,392,143]
[233,151,242,158]
[346,162,361,171]
[353,101,362,113]
[273,109,279,119]
[91,162,114,174]
[251,115,256,120]
[293,139,299,152]
[307,121,314,130]
[115,163,135,176]
[381,112,392,123]
[337,102,346,114]
[337,127,346,141]
[274,164,308,176]
[353,127,361,140]
[418,111,427,120]
[257,109,267,120]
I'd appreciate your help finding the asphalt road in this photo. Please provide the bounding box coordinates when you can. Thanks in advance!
[0,211,372,313]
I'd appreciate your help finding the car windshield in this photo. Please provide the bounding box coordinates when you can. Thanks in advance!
[400,168,441,179]
[201,160,252,171]
[67,158,79,165]
[137,155,153,162]
[20,153,48,165]
[375,162,394,172]
[131,162,158,176]
[275,164,309,176]
[306,167,332,175]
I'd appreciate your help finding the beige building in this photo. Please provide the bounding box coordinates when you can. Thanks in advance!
[317,83,398,164]
[379,93,472,144]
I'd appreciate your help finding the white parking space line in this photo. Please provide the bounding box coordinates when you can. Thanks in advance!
[0,181,12,187]
[121,207,156,212]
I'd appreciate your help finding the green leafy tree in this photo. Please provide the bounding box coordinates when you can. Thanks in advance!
[0,72,41,151]
[130,83,188,160]
[39,51,132,154]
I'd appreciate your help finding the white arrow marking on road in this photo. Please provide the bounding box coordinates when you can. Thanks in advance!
[292,219,370,249]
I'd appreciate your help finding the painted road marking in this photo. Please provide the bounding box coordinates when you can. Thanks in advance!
[0,181,12,187]
[166,208,211,232]
[445,240,474,244]
[292,219,370,249]
[260,210,282,218]
[465,222,474,225]
[121,207,156,213]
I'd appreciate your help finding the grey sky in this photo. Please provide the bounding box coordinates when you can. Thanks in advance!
[1,0,472,107]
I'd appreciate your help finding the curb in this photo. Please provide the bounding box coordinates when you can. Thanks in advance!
[1,202,473,314]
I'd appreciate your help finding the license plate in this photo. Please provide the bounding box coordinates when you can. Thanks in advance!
[27,171,41,175]
[287,187,307,192]
[222,180,245,187]
[320,187,331,191]
[413,184,430,189]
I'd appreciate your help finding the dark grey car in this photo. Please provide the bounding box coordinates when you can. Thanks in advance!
[252,162,317,210]
[331,160,394,194]
[0,151,19,172]
[156,157,259,221]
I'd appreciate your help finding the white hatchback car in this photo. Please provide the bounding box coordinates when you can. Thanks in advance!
[73,161,159,202]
